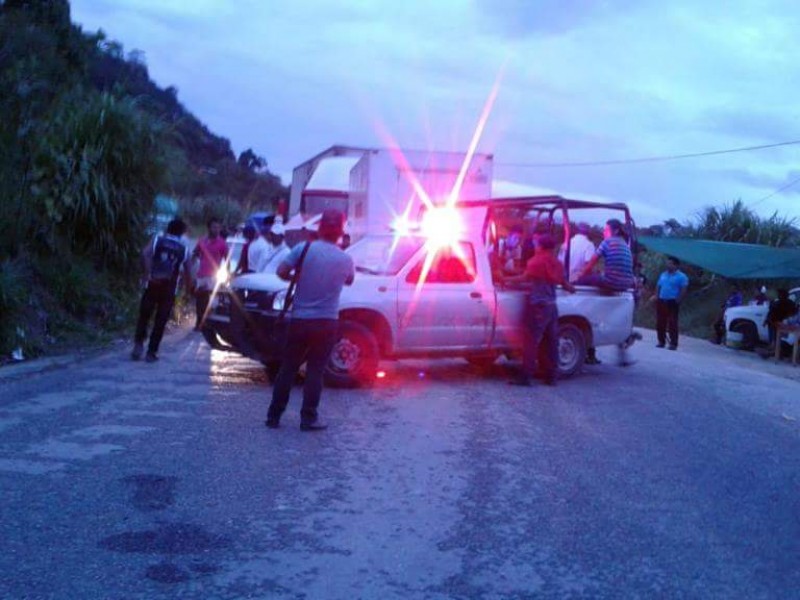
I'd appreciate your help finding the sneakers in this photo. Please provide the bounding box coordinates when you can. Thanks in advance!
[264,419,280,429]
[656,343,666,348]
[668,345,677,351]
[131,343,144,361]
[145,351,159,362]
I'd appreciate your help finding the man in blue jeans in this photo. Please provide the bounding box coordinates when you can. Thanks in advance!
[266,209,355,432]
[655,256,689,350]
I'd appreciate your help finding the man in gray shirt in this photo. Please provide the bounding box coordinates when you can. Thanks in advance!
[266,209,355,431]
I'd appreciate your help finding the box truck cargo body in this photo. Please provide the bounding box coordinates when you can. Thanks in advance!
[288,145,493,241]
[347,148,493,239]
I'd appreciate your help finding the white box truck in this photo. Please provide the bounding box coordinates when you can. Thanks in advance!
[287,145,493,240]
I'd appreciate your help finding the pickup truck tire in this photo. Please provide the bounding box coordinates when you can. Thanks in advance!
[731,321,758,351]
[201,325,228,350]
[324,321,380,389]
[557,322,587,377]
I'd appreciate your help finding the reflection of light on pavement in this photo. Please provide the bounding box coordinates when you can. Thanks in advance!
[209,348,227,370]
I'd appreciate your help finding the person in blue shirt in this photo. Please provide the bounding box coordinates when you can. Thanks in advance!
[712,284,743,344]
[655,256,689,349]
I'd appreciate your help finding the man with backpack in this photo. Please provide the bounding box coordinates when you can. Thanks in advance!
[266,209,354,432]
[132,218,192,362]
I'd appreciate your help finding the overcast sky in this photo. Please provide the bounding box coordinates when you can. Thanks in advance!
[71,0,800,225]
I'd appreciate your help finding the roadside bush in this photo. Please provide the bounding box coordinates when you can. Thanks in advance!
[29,90,167,270]
[0,258,31,355]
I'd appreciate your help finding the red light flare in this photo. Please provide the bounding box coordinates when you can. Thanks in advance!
[446,64,506,209]
[405,69,505,319]
[372,119,435,214]
[369,65,506,332]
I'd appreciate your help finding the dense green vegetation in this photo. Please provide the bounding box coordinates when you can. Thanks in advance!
[0,0,286,357]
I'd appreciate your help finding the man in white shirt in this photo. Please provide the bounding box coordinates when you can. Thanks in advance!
[261,222,291,274]
[559,223,596,282]
[247,217,272,273]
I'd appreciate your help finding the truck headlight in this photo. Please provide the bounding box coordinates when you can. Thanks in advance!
[216,263,229,286]
[272,289,288,311]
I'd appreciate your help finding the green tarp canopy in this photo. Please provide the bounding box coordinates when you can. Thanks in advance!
[638,236,800,279]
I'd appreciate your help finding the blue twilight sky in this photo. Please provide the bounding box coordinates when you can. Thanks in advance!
[71,0,800,225]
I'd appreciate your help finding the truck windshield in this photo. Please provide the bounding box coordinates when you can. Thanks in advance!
[348,236,424,275]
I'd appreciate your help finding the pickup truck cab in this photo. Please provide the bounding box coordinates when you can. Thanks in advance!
[724,287,800,349]
[203,196,639,387]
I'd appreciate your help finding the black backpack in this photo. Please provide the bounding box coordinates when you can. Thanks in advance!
[150,235,187,282]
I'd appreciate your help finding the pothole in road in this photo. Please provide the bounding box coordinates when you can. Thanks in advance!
[123,474,177,511]
[99,522,229,554]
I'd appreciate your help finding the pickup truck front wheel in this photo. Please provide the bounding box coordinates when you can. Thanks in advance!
[325,321,380,388]
[557,322,587,377]
[731,321,758,351]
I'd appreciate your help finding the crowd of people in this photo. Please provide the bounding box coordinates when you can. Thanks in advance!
[496,218,642,384]
[131,208,799,431]
[131,209,354,432]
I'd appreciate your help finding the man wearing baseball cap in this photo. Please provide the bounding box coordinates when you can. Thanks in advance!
[261,221,290,274]
[266,209,355,431]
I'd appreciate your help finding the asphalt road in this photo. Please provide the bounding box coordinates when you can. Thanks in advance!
[1,328,798,599]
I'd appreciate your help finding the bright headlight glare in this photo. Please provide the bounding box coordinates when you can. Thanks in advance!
[216,264,229,285]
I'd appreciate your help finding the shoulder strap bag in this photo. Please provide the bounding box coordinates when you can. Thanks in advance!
[277,241,312,322]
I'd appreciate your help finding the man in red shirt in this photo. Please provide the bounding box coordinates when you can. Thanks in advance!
[504,234,575,386]
[192,218,228,330]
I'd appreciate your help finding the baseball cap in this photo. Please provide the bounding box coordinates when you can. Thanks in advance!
[318,209,345,233]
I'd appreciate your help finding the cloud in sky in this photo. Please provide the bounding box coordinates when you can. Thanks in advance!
[70,0,800,224]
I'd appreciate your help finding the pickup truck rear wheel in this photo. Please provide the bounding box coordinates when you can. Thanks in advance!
[324,321,380,388]
[731,321,758,351]
[557,322,586,377]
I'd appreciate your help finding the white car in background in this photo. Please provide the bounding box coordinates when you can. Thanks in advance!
[724,287,800,349]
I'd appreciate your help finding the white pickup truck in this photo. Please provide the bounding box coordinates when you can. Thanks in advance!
[723,287,800,349]
[203,197,639,387]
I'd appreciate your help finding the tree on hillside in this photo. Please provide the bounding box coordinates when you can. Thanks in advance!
[238,148,266,172]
